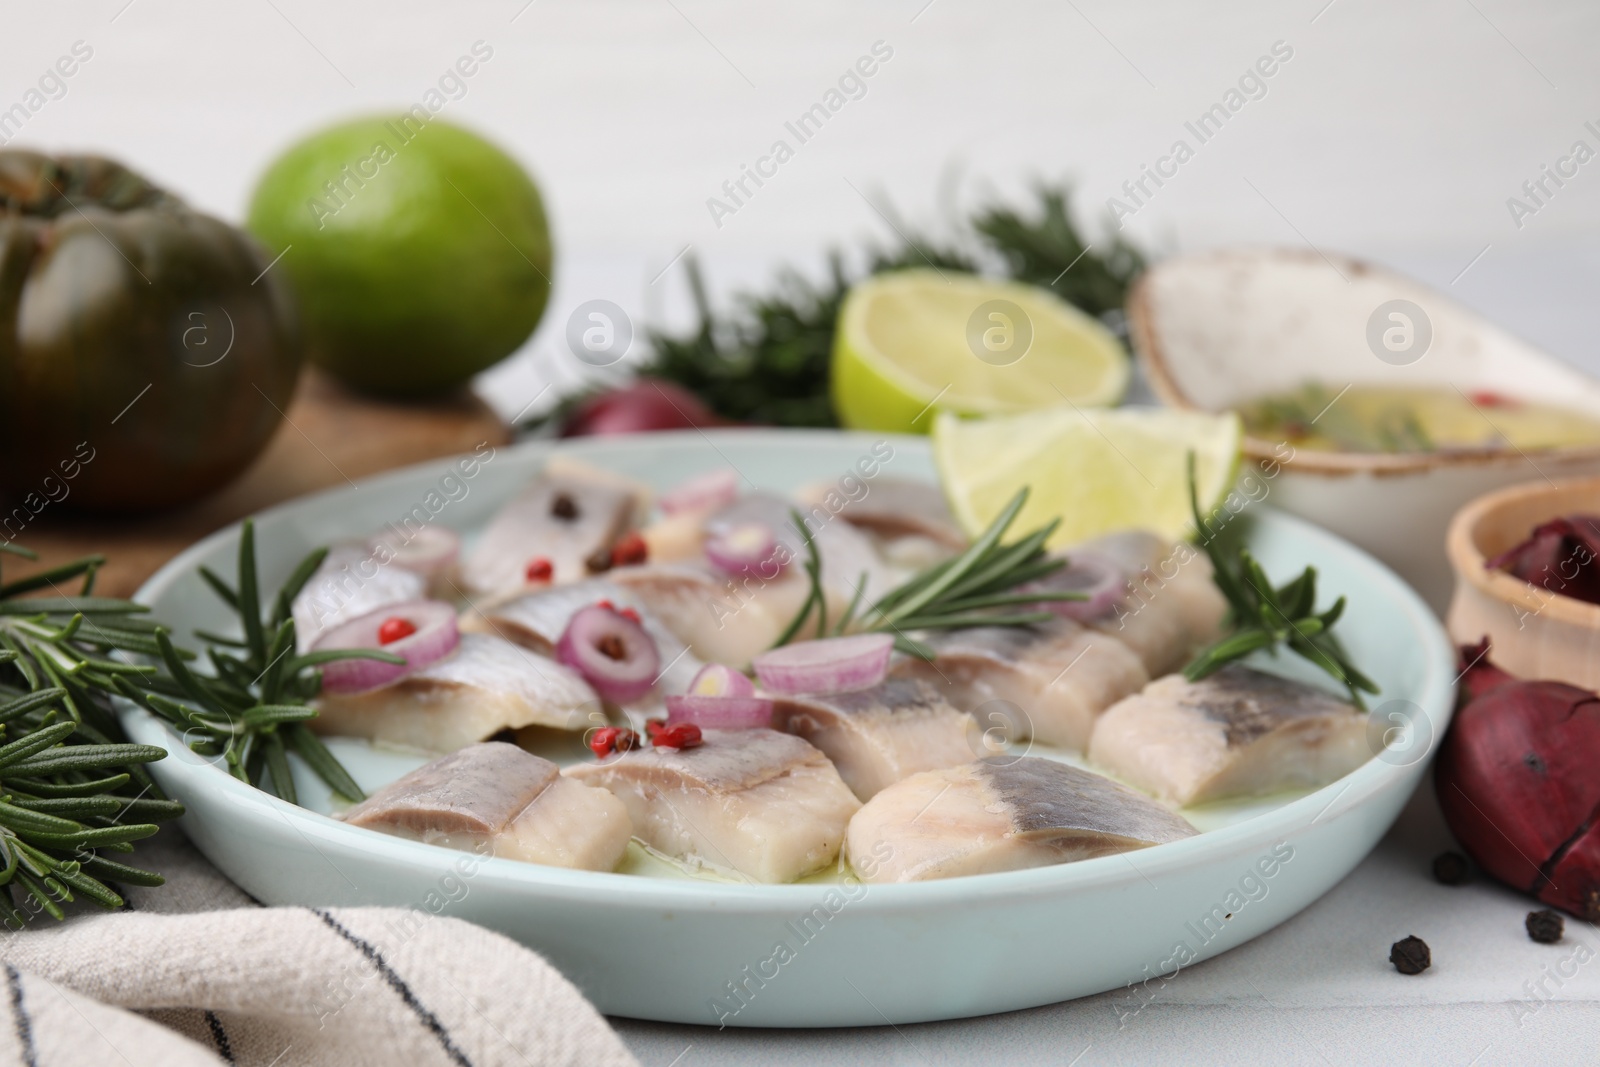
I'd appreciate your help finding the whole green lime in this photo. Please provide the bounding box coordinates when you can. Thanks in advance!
[247,116,551,397]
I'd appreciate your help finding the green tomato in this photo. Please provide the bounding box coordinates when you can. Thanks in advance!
[0,151,302,512]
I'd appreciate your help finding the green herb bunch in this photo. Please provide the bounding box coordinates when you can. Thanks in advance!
[1182,454,1379,707]
[0,545,183,924]
[114,520,396,806]
[531,184,1145,431]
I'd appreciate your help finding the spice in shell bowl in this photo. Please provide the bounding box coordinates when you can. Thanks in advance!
[1129,246,1600,612]
[1446,476,1600,691]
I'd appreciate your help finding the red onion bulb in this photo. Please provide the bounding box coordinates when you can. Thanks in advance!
[1030,550,1128,621]
[688,662,756,699]
[556,603,662,703]
[665,694,773,729]
[705,521,787,579]
[313,599,461,694]
[751,633,894,695]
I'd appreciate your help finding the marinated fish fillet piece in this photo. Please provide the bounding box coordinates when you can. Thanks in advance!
[568,729,861,883]
[313,632,602,753]
[711,491,896,607]
[1022,531,1226,677]
[341,742,630,871]
[846,756,1198,883]
[610,562,812,670]
[1087,664,1370,805]
[892,620,1149,752]
[797,477,966,549]
[469,578,704,698]
[771,678,975,800]
[461,457,649,595]
[1074,530,1228,650]
[292,544,427,651]
[1085,597,1196,678]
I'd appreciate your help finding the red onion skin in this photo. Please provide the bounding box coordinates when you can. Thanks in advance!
[1436,641,1600,921]
[560,379,728,437]
[1485,515,1600,605]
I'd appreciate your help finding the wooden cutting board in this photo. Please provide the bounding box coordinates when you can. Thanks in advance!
[9,368,513,598]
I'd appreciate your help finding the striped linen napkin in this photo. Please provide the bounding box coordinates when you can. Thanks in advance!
[0,829,638,1067]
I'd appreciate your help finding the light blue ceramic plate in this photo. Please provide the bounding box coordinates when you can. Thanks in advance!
[125,430,1455,1027]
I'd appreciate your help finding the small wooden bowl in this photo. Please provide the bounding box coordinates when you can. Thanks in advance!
[1446,476,1600,689]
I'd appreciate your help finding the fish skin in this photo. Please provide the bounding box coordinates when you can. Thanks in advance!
[469,577,704,700]
[892,619,1149,752]
[1087,664,1370,805]
[771,678,976,800]
[846,756,1198,884]
[341,742,630,871]
[313,632,605,753]
[292,544,428,652]
[461,457,648,596]
[797,477,967,549]
[568,728,861,883]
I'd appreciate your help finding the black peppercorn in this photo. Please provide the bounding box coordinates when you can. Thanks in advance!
[551,493,579,520]
[585,546,614,574]
[1432,851,1470,886]
[1389,935,1430,975]
[1526,909,1564,944]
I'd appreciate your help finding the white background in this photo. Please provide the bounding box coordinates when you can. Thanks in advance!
[8,3,1600,1063]
[9,0,1600,418]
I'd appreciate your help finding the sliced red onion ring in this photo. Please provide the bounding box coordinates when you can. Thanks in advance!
[313,599,461,694]
[687,662,756,699]
[665,693,774,729]
[705,521,787,579]
[557,604,661,703]
[659,468,740,516]
[751,633,894,695]
[368,525,461,579]
[1029,550,1128,621]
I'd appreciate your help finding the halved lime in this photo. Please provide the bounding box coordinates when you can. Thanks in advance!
[932,407,1243,547]
[832,269,1129,433]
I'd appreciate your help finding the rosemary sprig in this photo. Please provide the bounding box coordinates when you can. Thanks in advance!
[773,488,1084,658]
[1182,453,1379,708]
[115,521,400,804]
[0,544,181,925]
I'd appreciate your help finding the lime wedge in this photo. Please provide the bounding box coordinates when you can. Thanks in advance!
[832,269,1129,433]
[932,407,1243,547]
